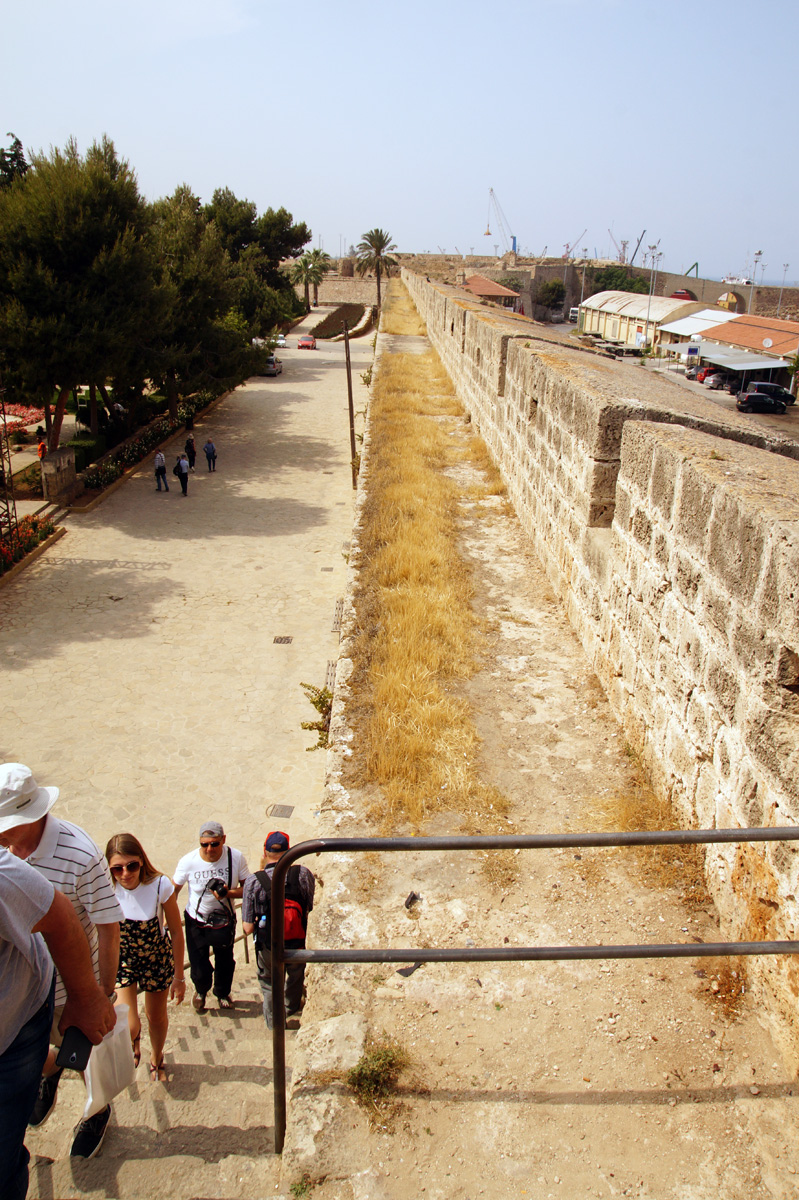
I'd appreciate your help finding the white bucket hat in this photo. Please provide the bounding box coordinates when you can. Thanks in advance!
[0,763,59,833]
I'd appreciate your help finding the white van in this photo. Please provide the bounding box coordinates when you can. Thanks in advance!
[569,307,579,323]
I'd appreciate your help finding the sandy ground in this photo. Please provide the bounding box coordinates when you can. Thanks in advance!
[294,333,799,1200]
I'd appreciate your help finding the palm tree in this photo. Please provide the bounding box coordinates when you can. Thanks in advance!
[308,248,332,306]
[356,228,397,309]
[290,253,325,313]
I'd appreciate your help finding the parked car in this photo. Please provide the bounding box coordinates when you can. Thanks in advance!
[264,354,282,376]
[748,380,795,406]
[297,335,317,350]
[697,365,717,383]
[704,373,728,390]
[274,333,287,349]
[685,366,701,380]
[736,392,787,414]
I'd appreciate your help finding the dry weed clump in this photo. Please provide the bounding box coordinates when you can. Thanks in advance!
[346,1032,412,1120]
[380,279,427,336]
[347,312,511,835]
[581,750,710,912]
[695,956,749,1020]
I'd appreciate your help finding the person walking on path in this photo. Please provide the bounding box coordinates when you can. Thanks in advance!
[106,833,186,1084]
[174,453,189,496]
[0,763,122,1161]
[173,822,249,1013]
[242,831,314,1030]
[0,848,116,1200]
[202,438,217,472]
[154,450,169,492]
[184,433,196,472]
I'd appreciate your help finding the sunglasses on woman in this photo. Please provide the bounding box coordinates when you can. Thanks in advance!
[111,861,141,875]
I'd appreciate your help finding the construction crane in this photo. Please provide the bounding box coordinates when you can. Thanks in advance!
[628,229,646,267]
[563,229,587,259]
[607,229,629,264]
[484,189,517,255]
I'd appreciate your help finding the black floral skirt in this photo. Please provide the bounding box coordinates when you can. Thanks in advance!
[117,915,174,993]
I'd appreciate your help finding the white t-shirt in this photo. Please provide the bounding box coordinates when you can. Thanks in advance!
[173,846,250,921]
[27,815,123,1006]
[115,875,174,923]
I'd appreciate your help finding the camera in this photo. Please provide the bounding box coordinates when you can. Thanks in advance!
[208,878,228,898]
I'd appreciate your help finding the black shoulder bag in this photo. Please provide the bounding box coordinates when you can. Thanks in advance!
[197,848,236,948]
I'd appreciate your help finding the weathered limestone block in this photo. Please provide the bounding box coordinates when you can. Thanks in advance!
[281,1013,367,1183]
[708,489,768,606]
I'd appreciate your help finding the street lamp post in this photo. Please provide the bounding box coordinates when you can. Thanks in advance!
[645,244,658,344]
[748,250,762,313]
[778,263,790,316]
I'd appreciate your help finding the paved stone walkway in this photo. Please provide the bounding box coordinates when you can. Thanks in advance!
[0,316,373,1198]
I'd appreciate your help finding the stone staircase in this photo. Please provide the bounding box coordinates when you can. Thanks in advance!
[27,954,288,1199]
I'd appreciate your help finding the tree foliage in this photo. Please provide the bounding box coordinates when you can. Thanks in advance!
[0,133,28,189]
[0,136,158,448]
[0,140,312,439]
[537,279,565,308]
[356,228,397,309]
[590,265,649,295]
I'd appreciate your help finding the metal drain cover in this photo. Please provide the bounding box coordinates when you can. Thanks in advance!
[266,803,294,819]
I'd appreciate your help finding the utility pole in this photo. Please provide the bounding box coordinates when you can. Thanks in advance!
[748,251,762,313]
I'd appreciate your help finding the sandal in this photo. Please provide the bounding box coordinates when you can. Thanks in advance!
[132,1034,141,1068]
[149,1060,167,1083]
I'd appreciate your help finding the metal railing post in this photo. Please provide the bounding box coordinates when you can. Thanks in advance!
[268,829,799,1154]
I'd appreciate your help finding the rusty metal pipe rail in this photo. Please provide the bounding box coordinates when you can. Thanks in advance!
[269,828,799,1153]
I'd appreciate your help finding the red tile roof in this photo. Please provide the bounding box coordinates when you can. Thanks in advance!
[701,313,799,357]
[462,274,519,298]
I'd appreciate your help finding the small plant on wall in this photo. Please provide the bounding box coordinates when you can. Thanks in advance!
[300,682,332,750]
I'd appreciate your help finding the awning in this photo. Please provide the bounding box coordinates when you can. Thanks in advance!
[696,348,790,372]
[659,341,702,353]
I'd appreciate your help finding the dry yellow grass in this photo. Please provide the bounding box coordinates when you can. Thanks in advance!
[380,278,427,336]
[347,297,510,835]
[580,749,710,911]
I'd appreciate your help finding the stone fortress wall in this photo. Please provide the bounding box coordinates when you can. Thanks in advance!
[403,269,799,1061]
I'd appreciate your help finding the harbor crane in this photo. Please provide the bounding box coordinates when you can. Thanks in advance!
[563,229,587,259]
[484,189,517,255]
[607,229,629,264]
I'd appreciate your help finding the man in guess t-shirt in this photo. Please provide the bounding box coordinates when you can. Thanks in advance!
[173,821,250,1013]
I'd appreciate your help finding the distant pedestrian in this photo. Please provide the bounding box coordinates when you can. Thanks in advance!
[203,438,217,472]
[174,454,189,496]
[242,831,314,1030]
[154,450,169,492]
[184,434,196,472]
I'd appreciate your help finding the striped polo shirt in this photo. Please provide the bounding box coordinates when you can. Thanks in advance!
[27,814,122,1006]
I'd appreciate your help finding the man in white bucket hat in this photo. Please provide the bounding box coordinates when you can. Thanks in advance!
[0,763,122,1160]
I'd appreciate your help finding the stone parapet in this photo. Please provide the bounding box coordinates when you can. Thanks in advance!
[402,266,799,1063]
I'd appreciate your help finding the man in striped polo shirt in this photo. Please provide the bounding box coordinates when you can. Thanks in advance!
[0,763,122,1160]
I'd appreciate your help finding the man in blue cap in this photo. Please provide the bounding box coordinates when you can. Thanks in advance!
[241,832,315,1029]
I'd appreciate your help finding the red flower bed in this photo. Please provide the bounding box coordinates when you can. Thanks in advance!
[3,404,44,423]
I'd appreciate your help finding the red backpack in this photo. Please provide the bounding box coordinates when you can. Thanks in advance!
[254,865,308,944]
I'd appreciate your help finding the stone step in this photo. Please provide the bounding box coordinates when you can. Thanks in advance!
[27,961,288,1199]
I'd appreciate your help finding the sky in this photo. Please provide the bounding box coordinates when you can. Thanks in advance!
[3,0,797,285]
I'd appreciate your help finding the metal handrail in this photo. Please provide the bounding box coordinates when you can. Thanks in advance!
[269,828,799,1153]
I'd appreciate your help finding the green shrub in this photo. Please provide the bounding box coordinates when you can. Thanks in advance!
[68,433,106,472]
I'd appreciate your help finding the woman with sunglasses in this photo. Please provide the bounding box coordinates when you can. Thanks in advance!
[105,833,186,1082]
